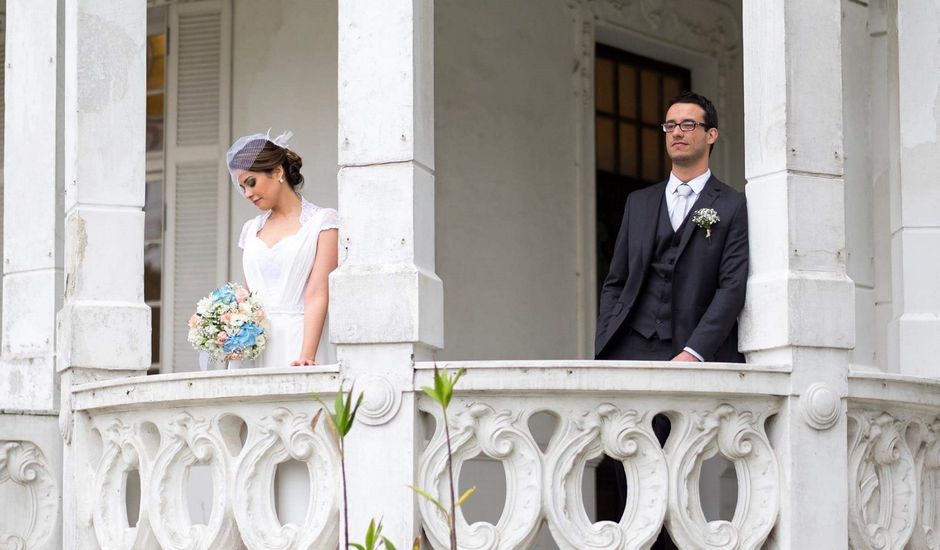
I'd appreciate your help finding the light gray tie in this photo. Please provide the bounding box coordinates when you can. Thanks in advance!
[671,183,693,231]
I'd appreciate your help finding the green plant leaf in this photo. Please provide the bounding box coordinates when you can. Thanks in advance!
[451,367,466,389]
[382,538,397,550]
[409,485,449,518]
[348,390,365,429]
[424,366,465,409]
[348,545,366,550]
[455,486,475,507]
[334,387,348,435]
[365,518,377,549]
[434,365,446,404]
[420,385,438,402]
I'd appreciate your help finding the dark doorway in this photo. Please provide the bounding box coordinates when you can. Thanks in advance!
[594,44,691,301]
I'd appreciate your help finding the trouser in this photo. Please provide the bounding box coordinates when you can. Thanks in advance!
[596,328,678,550]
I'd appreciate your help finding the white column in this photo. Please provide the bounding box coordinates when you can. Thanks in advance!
[886,0,940,377]
[333,0,441,545]
[740,1,853,548]
[1,0,61,412]
[56,0,149,378]
[0,4,65,548]
[57,1,148,547]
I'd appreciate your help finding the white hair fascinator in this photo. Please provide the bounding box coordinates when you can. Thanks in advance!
[226,129,293,194]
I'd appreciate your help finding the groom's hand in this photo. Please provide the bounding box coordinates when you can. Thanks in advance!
[671,351,701,362]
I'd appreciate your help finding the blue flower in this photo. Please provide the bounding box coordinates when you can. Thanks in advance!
[239,322,264,342]
[211,285,237,305]
[222,322,264,354]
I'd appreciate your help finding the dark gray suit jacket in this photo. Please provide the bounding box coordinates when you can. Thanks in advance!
[594,175,748,362]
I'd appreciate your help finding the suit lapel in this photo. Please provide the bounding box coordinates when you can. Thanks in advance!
[639,182,667,271]
[675,176,721,259]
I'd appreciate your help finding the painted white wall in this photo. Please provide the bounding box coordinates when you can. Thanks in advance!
[227,0,338,284]
[435,0,583,361]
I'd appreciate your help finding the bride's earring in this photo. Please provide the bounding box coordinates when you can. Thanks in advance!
[278,177,284,183]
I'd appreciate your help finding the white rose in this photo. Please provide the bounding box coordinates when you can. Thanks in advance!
[196,298,212,315]
[230,313,247,327]
[239,302,253,315]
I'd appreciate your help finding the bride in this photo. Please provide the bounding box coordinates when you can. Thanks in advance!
[226,131,338,367]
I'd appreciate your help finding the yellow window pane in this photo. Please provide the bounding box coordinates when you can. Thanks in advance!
[147,34,166,91]
[596,117,616,172]
[663,75,682,103]
[641,127,662,182]
[147,93,164,117]
[618,64,637,119]
[640,70,660,124]
[619,123,638,177]
[595,58,615,114]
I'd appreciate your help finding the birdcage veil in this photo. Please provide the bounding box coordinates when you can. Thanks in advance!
[225,129,293,194]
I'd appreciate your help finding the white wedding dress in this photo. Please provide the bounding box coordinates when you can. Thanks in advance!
[239,197,339,368]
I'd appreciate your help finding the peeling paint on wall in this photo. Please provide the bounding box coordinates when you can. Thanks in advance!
[77,11,138,112]
[65,214,87,299]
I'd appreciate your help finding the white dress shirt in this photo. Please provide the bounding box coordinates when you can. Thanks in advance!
[664,169,711,362]
[666,169,710,227]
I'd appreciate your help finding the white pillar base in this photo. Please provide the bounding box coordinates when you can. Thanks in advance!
[56,303,150,372]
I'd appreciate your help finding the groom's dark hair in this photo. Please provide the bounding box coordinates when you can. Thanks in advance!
[667,91,718,155]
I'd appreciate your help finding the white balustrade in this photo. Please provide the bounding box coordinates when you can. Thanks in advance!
[63,362,940,549]
[847,372,940,550]
[70,367,343,550]
[415,362,785,550]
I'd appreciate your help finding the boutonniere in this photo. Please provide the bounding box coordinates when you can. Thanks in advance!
[692,208,720,240]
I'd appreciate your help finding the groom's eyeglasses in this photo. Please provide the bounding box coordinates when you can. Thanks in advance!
[661,120,709,133]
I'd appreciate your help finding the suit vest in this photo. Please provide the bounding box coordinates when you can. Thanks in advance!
[629,195,689,340]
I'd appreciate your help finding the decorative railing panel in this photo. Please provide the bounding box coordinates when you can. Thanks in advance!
[848,372,940,550]
[415,361,787,550]
[71,367,342,550]
[0,439,59,549]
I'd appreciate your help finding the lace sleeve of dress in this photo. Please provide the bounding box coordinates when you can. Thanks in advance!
[299,197,339,232]
[319,208,340,232]
[237,218,255,249]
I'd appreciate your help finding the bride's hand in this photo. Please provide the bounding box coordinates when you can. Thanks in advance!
[290,358,318,366]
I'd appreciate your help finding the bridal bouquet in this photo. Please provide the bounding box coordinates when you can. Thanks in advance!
[188,283,268,361]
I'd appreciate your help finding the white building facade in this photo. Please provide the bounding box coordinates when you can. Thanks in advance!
[1,0,939,548]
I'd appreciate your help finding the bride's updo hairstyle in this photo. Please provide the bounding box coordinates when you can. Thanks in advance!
[226,131,303,193]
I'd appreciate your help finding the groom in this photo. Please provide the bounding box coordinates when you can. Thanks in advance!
[595,91,748,364]
[594,91,748,549]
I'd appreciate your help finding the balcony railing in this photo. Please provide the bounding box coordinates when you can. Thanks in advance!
[65,361,940,549]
